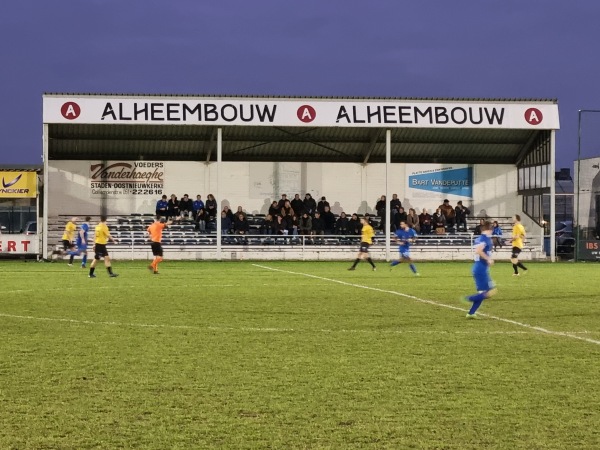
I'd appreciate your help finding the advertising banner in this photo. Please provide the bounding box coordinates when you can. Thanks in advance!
[0,235,39,254]
[407,164,473,202]
[578,240,600,261]
[43,95,560,130]
[89,161,165,197]
[0,172,37,198]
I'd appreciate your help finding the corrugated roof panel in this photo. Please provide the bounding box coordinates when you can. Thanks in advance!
[47,124,545,165]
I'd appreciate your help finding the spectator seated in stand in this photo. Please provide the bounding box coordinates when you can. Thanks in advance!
[432,208,447,235]
[281,200,293,217]
[222,205,235,223]
[274,215,286,235]
[280,211,293,235]
[205,194,217,218]
[260,214,274,235]
[233,213,250,238]
[299,212,312,236]
[321,205,336,235]
[303,193,317,216]
[375,195,386,229]
[179,194,193,219]
[290,213,299,236]
[291,194,305,216]
[407,208,420,232]
[438,199,455,231]
[192,195,204,220]
[317,196,330,215]
[234,206,247,220]
[311,211,325,243]
[268,201,279,218]
[155,195,168,218]
[348,213,361,235]
[220,211,233,234]
[167,194,180,221]
[277,194,288,211]
[390,193,401,212]
[454,200,470,232]
[474,218,485,235]
[335,212,349,235]
[195,208,208,231]
[393,206,408,232]
[419,208,432,235]
[492,220,503,250]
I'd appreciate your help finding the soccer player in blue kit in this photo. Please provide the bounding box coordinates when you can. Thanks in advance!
[462,220,497,319]
[390,220,419,276]
[67,216,91,268]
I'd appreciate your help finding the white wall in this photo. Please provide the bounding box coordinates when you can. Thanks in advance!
[48,160,521,220]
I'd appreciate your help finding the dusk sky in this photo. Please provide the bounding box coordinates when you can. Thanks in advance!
[1,0,600,169]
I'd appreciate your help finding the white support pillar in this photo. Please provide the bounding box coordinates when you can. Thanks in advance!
[385,129,391,261]
[216,128,222,261]
[550,130,556,262]
[42,124,49,260]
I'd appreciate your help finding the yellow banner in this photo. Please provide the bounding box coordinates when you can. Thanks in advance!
[0,172,37,198]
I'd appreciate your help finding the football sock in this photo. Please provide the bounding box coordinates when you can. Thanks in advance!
[390,260,400,267]
[409,264,417,273]
[89,267,95,276]
[517,262,527,271]
[512,263,519,274]
[367,258,375,268]
[107,266,113,275]
[81,254,87,266]
[468,292,487,303]
[469,300,483,315]
[155,257,163,271]
[351,258,359,268]
[69,254,75,264]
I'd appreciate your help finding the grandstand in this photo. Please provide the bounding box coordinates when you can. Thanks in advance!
[42,94,559,261]
[48,213,541,261]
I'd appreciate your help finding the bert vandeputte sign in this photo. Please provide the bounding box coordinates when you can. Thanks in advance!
[89,161,164,197]
[407,165,473,200]
[0,172,37,198]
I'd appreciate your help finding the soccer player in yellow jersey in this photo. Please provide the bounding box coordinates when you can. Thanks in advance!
[147,216,172,274]
[511,214,528,276]
[89,215,118,278]
[61,217,77,253]
[348,217,376,271]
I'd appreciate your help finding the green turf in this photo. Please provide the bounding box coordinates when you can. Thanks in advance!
[1,259,599,449]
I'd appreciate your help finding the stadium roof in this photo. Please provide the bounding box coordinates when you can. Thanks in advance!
[44,94,559,165]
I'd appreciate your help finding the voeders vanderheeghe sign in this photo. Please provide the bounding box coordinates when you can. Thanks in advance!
[90,161,164,197]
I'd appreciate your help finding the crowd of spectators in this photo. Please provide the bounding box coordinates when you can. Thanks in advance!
[155,192,494,237]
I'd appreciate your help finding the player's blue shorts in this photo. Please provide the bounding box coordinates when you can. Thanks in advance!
[75,242,87,252]
[399,247,410,259]
[473,266,494,292]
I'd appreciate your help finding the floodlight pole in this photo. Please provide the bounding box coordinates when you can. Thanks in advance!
[385,129,391,261]
[575,109,600,261]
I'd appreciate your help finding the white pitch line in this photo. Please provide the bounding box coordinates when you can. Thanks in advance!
[3,284,233,294]
[0,312,585,336]
[252,264,600,347]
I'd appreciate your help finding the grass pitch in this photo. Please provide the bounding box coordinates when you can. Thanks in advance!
[1,259,600,449]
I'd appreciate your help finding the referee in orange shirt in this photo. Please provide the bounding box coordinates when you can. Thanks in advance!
[147,216,171,274]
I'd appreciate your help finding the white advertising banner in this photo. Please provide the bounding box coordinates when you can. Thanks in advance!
[407,164,473,203]
[0,234,39,254]
[89,161,165,197]
[43,95,560,129]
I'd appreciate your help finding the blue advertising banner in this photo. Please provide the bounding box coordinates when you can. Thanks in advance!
[408,166,472,198]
